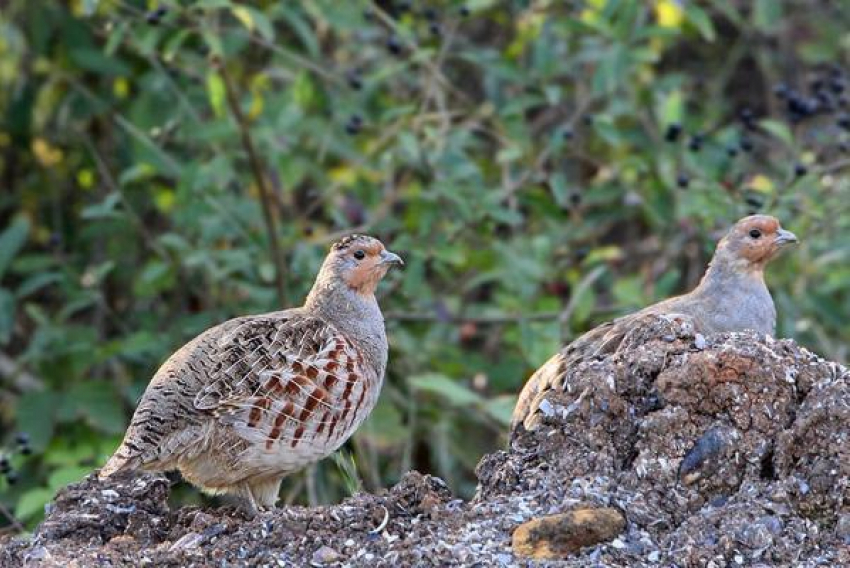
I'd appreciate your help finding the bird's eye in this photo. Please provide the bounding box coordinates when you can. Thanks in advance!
[749,229,762,239]
[353,249,366,260]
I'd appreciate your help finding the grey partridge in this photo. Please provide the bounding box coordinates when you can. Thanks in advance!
[100,235,403,514]
[511,215,798,435]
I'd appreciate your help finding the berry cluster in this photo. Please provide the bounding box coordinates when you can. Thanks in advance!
[0,432,32,487]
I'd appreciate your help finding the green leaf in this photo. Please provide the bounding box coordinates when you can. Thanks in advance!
[231,5,275,42]
[661,89,684,125]
[0,288,14,344]
[759,119,794,147]
[69,48,131,76]
[753,0,784,32]
[80,193,121,220]
[60,382,127,435]
[483,395,518,426]
[15,488,56,522]
[16,391,58,451]
[0,217,29,280]
[82,0,100,17]
[686,5,716,42]
[206,72,227,118]
[409,373,483,407]
[549,172,570,208]
[48,466,93,490]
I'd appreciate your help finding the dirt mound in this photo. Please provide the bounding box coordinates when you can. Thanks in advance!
[2,316,847,567]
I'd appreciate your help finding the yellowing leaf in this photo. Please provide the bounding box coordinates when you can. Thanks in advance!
[32,138,63,167]
[206,71,226,118]
[154,186,176,212]
[749,174,774,194]
[76,168,95,190]
[655,0,684,28]
[231,5,254,33]
[112,77,129,99]
[329,166,358,186]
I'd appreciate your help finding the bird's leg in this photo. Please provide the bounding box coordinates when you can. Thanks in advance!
[249,476,284,511]
[236,483,260,519]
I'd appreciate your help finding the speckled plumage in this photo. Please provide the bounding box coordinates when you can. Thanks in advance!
[511,215,798,435]
[100,235,403,514]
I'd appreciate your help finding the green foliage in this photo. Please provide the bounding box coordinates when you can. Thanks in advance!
[0,0,848,529]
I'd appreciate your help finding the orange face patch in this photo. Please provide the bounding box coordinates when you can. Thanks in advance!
[342,241,390,294]
[729,216,785,265]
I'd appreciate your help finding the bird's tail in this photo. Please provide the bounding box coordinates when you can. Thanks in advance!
[99,447,141,479]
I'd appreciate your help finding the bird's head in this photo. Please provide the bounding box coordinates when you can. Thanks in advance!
[713,215,798,271]
[322,234,404,296]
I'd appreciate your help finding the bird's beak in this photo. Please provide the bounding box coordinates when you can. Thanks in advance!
[379,250,404,267]
[775,229,799,246]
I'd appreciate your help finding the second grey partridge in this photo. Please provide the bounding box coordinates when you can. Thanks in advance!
[100,235,403,514]
[511,215,798,435]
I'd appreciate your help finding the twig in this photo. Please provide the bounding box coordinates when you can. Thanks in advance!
[821,158,850,174]
[0,501,25,534]
[558,265,608,336]
[0,351,43,392]
[384,312,561,324]
[214,58,288,306]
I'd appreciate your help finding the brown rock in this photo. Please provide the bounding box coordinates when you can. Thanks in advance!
[512,507,626,559]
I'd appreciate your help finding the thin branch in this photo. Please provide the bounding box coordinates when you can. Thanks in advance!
[0,351,43,392]
[821,158,850,175]
[0,501,25,534]
[384,311,561,324]
[214,58,288,306]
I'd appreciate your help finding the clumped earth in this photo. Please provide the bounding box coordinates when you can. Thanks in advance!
[2,316,848,567]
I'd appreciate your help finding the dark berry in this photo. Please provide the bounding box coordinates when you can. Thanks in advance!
[562,127,574,140]
[364,9,376,21]
[345,115,363,135]
[396,1,412,13]
[831,80,846,94]
[346,70,363,90]
[745,194,764,208]
[582,114,593,126]
[793,163,807,177]
[569,192,582,206]
[423,8,438,20]
[838,113,850,131]
[677,174,690,188]
[145,6,167,25]
[429,22,441,36]
[459,6,470,17]
[726,145,739,157]
[386,35,403,56]
[5,471,17,485]
[0,457,9,474]
[773,83,789,99]
[664,123,682,142]
[688,134,703,152]
[740,137,753,152]
[20,446,32,456]
[15,432,29,446]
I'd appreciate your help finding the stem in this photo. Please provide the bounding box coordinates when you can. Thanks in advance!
[214,58,288,306]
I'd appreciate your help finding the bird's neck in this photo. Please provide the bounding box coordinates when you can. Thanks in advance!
[305,275,388,373]
[694,255,767,299]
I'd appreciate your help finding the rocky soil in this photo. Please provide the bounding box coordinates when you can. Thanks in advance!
[2,315,848,567]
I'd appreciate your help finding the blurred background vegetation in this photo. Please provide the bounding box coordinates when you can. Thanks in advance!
[1,0,848,530]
